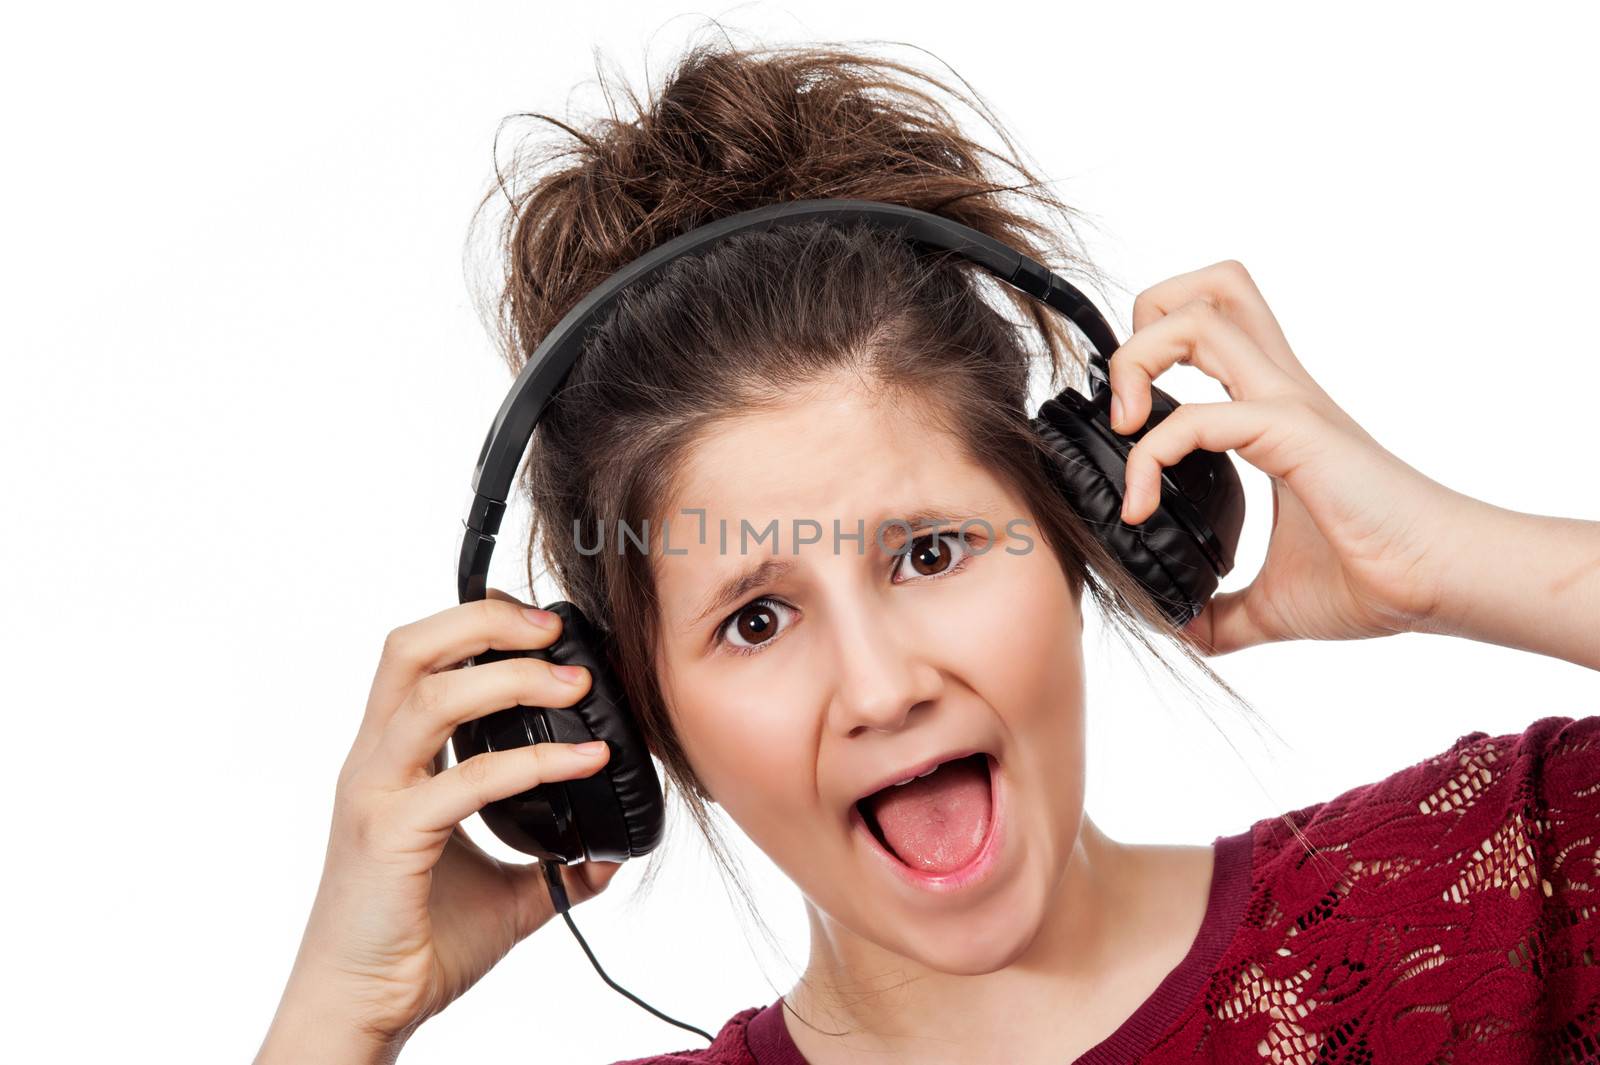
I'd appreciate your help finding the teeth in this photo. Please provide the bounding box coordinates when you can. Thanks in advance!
[888,764,943,788]
[878,756,968,793]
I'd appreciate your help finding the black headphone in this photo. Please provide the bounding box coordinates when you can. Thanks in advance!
[448,198,1244,871]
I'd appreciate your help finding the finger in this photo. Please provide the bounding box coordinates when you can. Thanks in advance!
[399,740,611,836]
[358,590,564,752]
[1130,259,1313,385]
[1109,296,1298,435]
[417,589,531,777]
[1119,397,1310,524]
[370,653,594,788]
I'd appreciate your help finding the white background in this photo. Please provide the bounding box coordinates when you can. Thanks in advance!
[4,2,1597,1062]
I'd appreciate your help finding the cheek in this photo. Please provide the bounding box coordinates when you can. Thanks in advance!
[671,678,820,850]
[959,543,1084,728]
[961,546,1088,862]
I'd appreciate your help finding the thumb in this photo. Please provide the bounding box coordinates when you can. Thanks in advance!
[572,859,624,900]
[505,857,624,927]
[1181,589,1264,658]
[506,859,623,939]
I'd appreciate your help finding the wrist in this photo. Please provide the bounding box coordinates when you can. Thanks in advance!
[255,979,411,1065]
[1406,490,1500,634]
[1414,498,1600,671]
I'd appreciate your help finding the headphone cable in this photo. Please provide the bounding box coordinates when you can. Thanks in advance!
[542,859,715,1044]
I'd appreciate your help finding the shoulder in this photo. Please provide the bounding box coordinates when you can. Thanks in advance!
[1170,715,1599,1062]
[604,1006,765,1065]
[1253,713,1598,881]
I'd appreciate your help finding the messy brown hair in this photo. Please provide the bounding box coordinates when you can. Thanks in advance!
[465,25,1289,1011]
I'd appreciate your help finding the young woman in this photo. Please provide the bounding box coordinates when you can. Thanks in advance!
[255,39,1600,1065]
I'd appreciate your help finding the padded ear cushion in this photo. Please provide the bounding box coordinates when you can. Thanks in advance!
[450,601,665,863]
[1031,381,1243,628]
[534,601,666,861]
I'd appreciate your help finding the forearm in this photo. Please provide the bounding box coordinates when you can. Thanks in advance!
[1414,500,1600,671]
[254,978,407,1065]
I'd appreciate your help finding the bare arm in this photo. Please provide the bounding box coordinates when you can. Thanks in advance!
[254,973,404,1065]
[1411,501,1600,671]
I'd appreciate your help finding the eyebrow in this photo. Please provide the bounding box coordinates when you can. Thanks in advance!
[684,506,982,629]
[690,557,794,628]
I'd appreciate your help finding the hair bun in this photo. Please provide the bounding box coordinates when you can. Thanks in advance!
[470,34,1102,376]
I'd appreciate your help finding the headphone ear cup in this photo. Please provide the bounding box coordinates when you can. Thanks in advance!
[1031,380,1244,628]
[448,601,665,863]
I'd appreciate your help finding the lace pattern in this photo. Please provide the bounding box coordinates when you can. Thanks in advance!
[1160,715,1600,1064]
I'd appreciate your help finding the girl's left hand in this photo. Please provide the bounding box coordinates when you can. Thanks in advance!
[1110,259,1473,657]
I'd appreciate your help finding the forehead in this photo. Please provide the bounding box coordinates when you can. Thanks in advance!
[648,376,1023,622]
[664,376,993,531]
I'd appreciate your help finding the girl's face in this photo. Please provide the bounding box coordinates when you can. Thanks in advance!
[651,372,1088,975]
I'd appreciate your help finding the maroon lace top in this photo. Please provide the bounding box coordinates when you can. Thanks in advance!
[611,715,1599,1063]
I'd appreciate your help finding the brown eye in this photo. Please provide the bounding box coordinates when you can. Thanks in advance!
[720,598,793,655]
[895,531,968,581]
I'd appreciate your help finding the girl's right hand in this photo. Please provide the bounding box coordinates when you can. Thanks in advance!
[256,588,623,1061]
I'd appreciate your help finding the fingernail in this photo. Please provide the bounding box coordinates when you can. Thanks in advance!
[553,664,587,684]
[1110,393,1124,430]
[573,740,606,755]
[523,607,557,628]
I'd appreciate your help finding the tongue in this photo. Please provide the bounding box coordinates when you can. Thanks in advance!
[868,755,991,875]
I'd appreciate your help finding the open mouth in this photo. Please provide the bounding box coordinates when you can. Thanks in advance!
[853,752,996,878]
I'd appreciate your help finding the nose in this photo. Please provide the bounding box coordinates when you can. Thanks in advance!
[824,594,945,738]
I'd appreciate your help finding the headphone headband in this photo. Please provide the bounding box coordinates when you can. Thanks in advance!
[458,197,1122,603]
